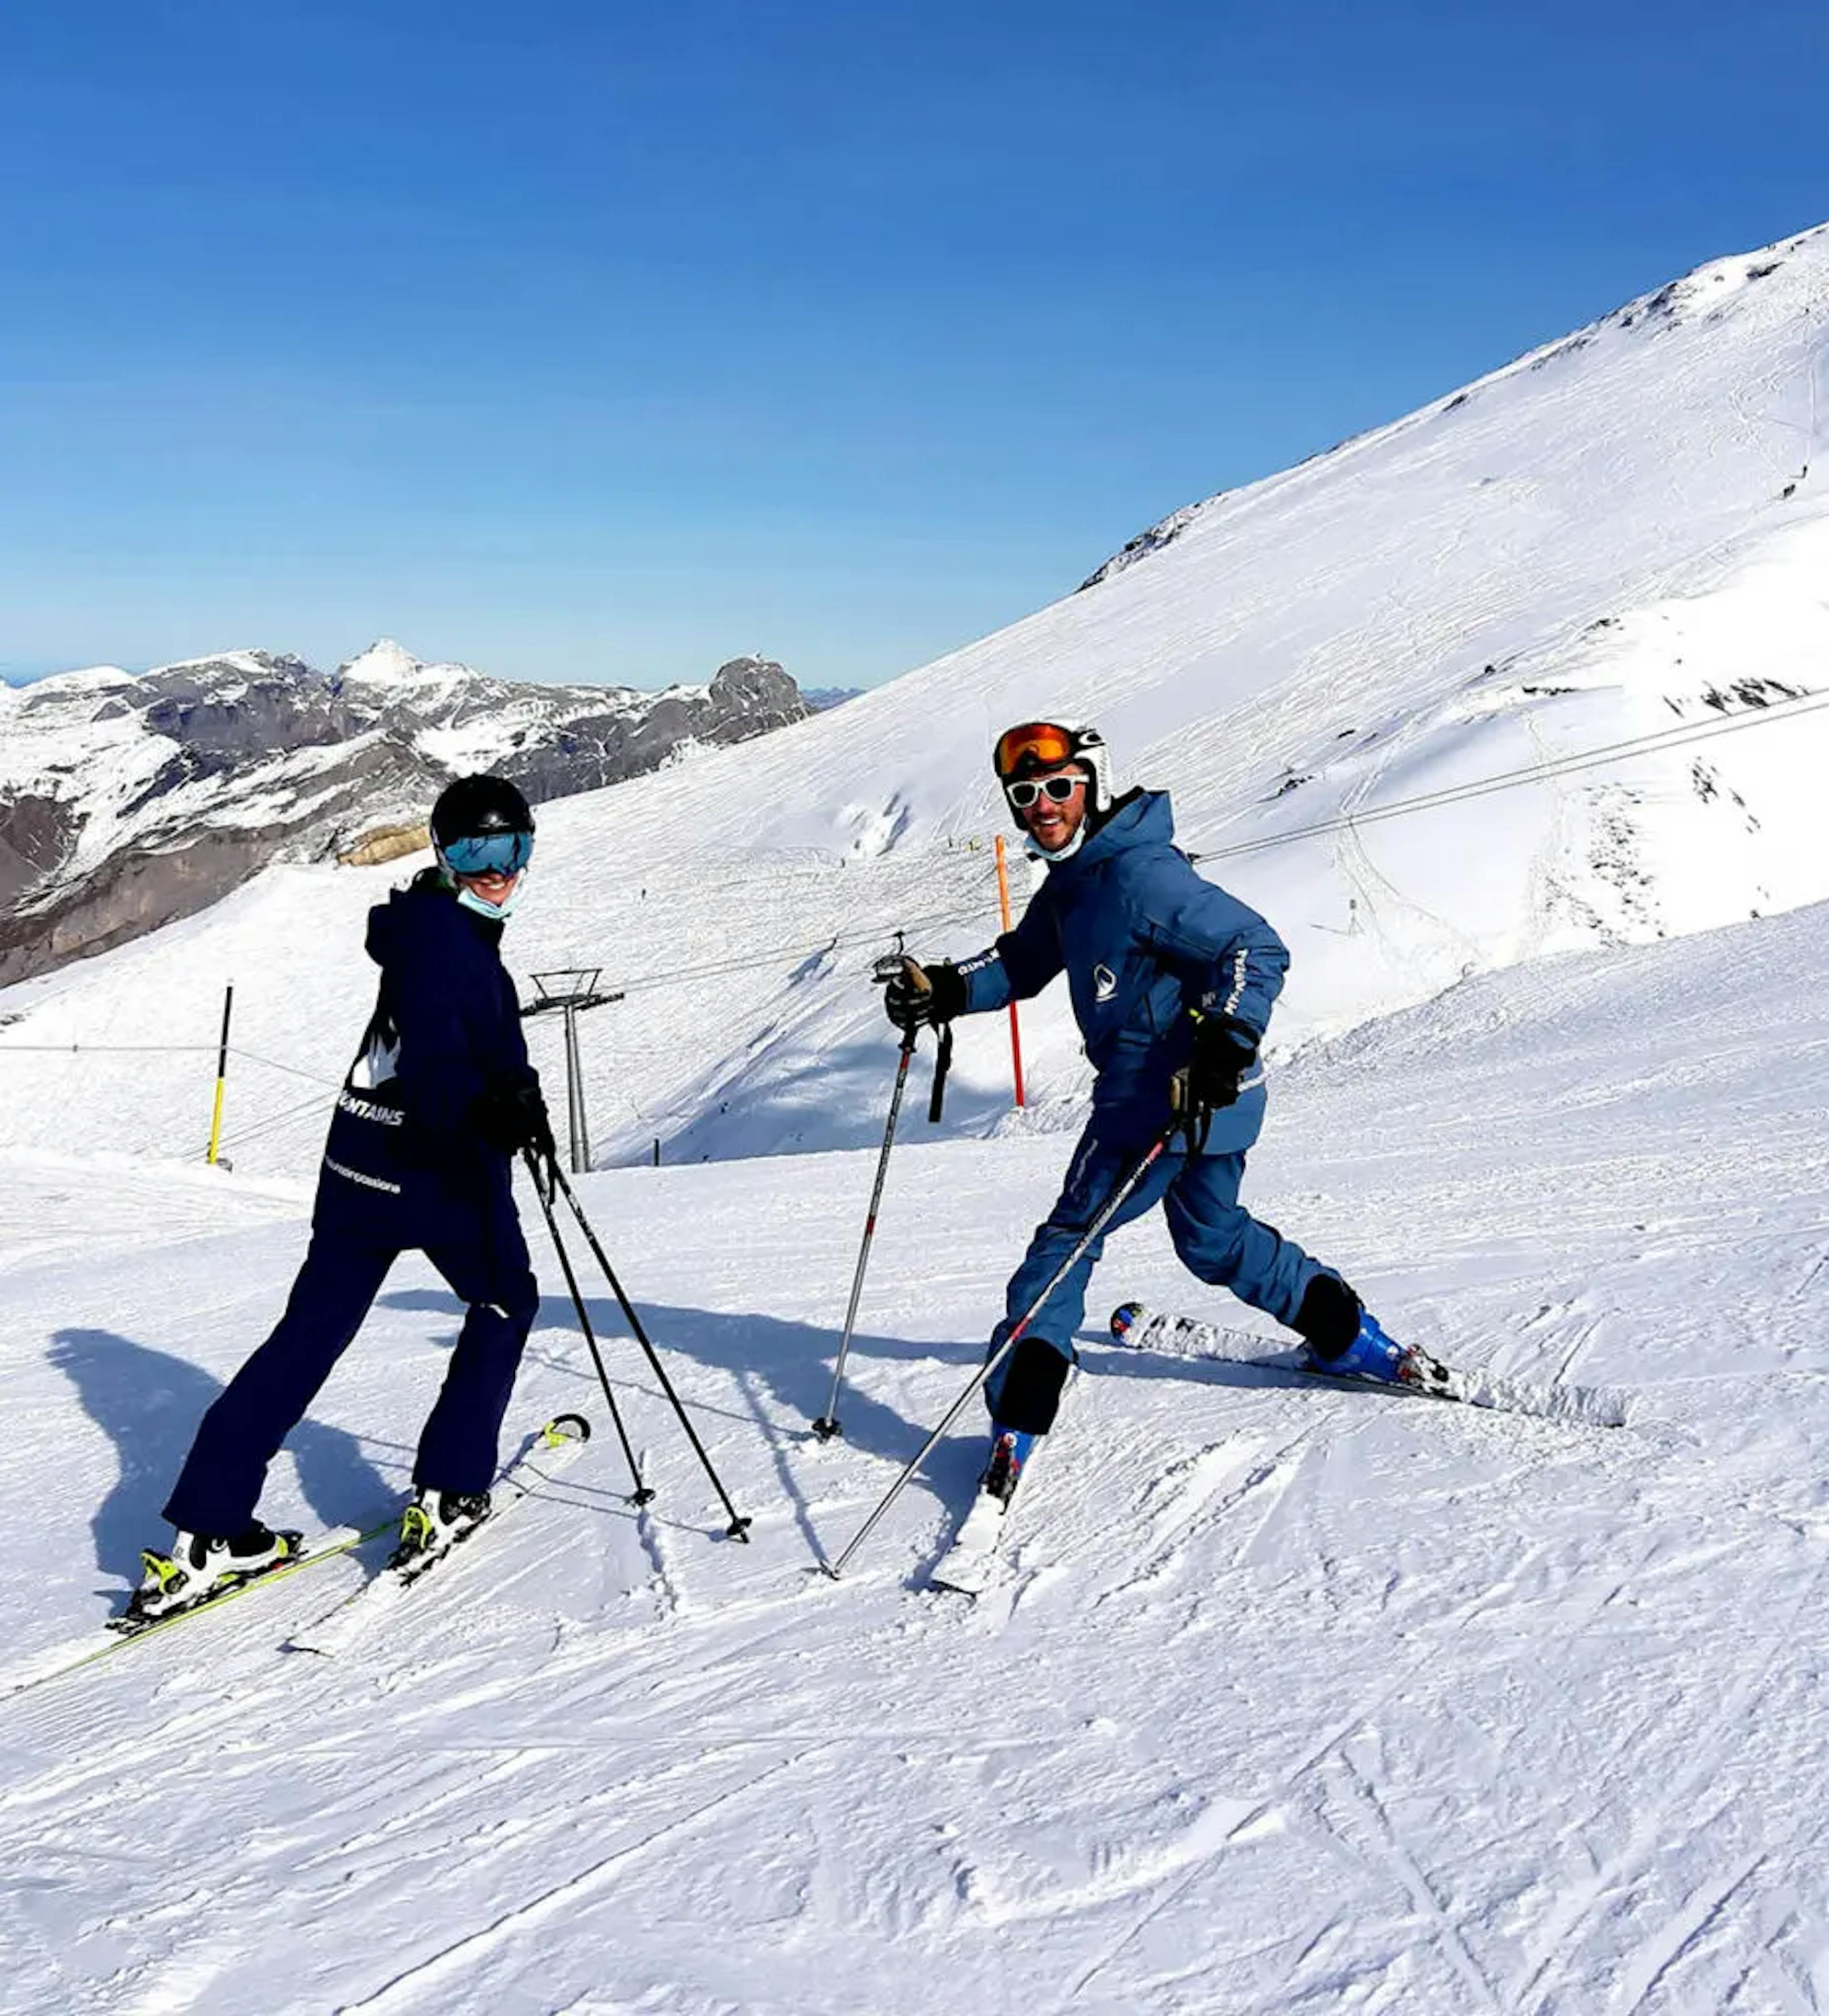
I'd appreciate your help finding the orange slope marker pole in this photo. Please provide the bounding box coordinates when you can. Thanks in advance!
[994,835,1025,1108]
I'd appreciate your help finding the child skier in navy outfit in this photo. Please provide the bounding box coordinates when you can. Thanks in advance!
[885,721,1413,1499]
[134,775,556,1624]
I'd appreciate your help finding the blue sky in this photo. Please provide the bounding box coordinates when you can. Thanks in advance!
[2,1,1826,692]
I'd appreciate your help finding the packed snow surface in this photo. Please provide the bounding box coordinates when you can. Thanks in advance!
[2,896,1826,2012]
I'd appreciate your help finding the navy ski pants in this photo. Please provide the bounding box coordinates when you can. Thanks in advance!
[163,1209,539,1539]
[985,1124,1323,1422]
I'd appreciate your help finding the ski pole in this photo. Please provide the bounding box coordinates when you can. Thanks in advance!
[812,1019,919,1441]
[824,1122,1178,1580]
[545,1161,754,1541]
[524,1152,654,1504]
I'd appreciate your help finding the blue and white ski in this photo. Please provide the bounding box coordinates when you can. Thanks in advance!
[928,1426,1043,1597]
[1109,1304,1629,1428]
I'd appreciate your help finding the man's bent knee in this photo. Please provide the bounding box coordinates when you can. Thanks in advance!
[987,1335,1075,1435]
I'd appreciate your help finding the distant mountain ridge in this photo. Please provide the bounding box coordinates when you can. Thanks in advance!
[0,641,806,982]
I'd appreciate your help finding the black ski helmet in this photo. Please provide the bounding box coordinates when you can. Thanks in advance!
[431,773,533,845]
[429,774,535,879]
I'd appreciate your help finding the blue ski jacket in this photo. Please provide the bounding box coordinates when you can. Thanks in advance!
[317,872,537,1238]
[956,790,1288,1154]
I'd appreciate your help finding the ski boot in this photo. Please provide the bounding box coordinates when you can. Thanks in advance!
[120,1523,298,1630]
[389,1487,492,1576]
[982,1425,1036,1506]
[1306,1310,1416,1385]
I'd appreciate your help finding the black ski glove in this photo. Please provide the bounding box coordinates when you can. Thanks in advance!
[473,1071,556,1161]
[883,957,967,1032]
[1171,1012,1259,1122]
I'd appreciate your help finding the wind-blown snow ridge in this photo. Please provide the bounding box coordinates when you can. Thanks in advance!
[1085,221,1829,591]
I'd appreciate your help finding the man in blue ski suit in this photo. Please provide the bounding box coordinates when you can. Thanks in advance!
[886,722,1409,1466]
[140,775,556,1623]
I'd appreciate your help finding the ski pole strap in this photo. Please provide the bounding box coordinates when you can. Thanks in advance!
[928,1022,954,1123]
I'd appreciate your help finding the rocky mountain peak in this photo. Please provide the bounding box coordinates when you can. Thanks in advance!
[0,644,811,983]
[335,638,435,686]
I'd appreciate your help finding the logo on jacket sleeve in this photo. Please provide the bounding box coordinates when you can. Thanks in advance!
[1092,963,1118,1003]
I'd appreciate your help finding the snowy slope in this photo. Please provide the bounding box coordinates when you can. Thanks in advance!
[3,225,1829,2015]
[1,897,1824,2013]
[2,228,1828,1179]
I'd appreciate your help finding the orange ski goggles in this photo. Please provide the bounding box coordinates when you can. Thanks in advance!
[993,721,1080,782]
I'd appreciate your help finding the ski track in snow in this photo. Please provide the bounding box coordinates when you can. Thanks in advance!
[1,896,1825,2010]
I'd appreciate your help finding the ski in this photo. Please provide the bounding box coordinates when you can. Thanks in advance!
[6,1513,400,1700]
[1108,1304,1630,1429]
[928,1431,1042,1597]
[286,1412,593,1656]
[928,1364,1079,1598]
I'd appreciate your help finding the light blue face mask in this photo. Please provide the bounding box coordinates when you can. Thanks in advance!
[1024,826,1086,863]
[450,870,528,921]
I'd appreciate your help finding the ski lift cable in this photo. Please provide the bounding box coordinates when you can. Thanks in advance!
[1189,688,1829,864]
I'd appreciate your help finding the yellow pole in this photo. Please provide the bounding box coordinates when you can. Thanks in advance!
[206,983,233,1165]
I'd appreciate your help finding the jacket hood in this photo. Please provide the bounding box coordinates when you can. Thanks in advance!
[1052,787,1175,872]
[365,874,501,970]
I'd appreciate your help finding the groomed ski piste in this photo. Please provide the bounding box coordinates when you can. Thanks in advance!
[2,227,1829,2011]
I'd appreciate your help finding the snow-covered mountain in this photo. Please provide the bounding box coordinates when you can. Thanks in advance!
[0,642,806,983]
[2,225,1823,1183]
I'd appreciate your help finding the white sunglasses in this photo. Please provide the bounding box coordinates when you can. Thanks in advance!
[1005,774,1083,810]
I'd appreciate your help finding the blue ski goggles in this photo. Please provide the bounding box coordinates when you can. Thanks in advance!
[438,828,534,878]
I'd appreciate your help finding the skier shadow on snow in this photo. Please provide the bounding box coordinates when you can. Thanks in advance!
[49,1328,395,1592]
[382,1287,967,1555]
[657,1033,1015,1161]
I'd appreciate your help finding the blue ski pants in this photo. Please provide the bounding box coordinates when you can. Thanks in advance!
[163,1207,539,1539]
[985,1124,1324,1422]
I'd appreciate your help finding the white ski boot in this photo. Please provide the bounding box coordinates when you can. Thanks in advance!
[388,1488,492,1577]
[121,1523,298,1629]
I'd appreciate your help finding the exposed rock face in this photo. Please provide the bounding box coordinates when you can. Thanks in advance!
[0,795,79,911]
[0,643,808,983]
[490,657,806,801]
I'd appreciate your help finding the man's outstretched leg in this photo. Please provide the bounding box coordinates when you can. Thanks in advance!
[1163,1155,1412,1382]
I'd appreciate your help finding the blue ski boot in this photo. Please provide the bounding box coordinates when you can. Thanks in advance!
[984,1425,1036,1505]
[1309,1310,1413,1384]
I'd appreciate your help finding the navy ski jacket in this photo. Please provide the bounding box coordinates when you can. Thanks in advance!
[957,789,1288,1153]
[318,872,536,1233]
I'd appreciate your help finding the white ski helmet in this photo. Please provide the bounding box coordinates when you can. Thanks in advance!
[992,720,1113,816]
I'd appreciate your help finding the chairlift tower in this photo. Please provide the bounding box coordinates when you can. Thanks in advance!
[522,969,624,1173]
